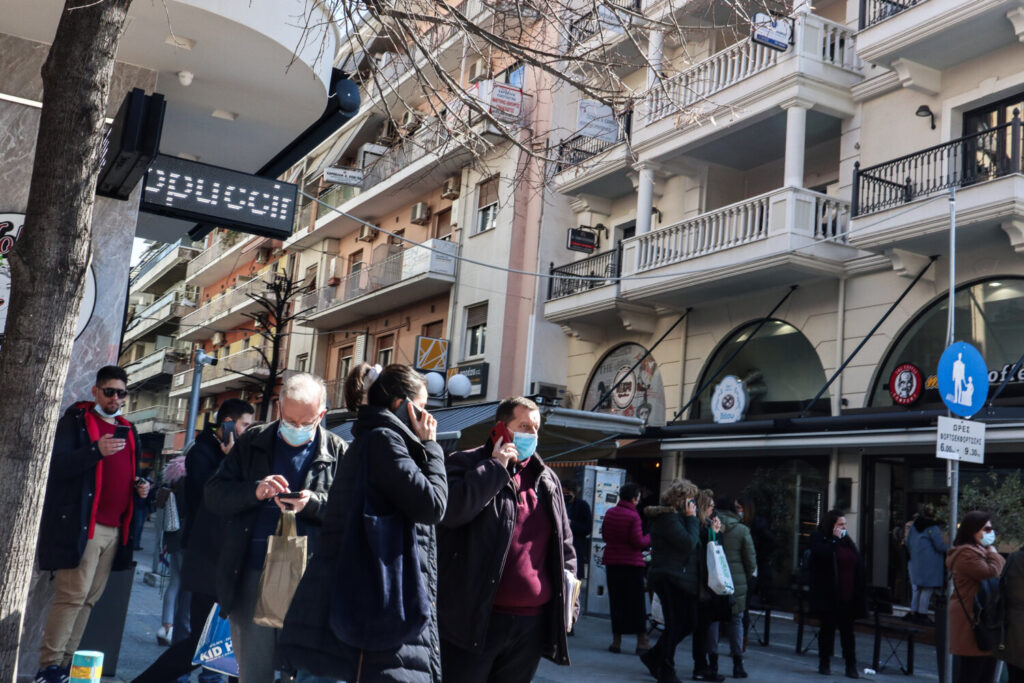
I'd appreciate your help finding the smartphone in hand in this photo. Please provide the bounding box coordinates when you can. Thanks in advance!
[393,399,423,430]
[221,420,235,445]
[113,425,131,440]
[276,492,302,500]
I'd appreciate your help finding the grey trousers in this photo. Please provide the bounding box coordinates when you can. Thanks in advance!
[229,570,278,683]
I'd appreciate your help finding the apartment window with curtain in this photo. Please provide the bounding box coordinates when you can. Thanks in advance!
[377,334,395,366]
[465,303,487,358]
[475,177,499,234]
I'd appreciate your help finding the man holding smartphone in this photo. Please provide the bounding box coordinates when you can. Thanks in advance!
[35,366,149,683]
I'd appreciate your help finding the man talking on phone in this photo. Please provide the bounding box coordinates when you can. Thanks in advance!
[205,373,344,683]
[438,397,577,682]
[35,366,149,683]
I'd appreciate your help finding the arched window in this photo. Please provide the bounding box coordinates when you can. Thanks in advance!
[869,277,1024,407]
[691,319,829,419]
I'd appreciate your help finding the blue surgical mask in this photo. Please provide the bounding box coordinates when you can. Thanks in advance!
[279,419,317,446]
[512,432,537,462]
[981,530,996,547]
[840,529,847,539]
[94,404,122,419]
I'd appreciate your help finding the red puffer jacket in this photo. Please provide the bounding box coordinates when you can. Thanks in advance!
[601,500,650,567]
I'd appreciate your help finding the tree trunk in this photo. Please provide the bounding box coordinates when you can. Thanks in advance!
[0,1,132,677]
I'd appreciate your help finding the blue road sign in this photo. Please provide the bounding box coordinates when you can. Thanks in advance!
[937,342,988,417]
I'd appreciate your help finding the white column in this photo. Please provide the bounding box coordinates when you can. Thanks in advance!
[647,30,664,89]
[784,103,807,188]
[635,163,655,235]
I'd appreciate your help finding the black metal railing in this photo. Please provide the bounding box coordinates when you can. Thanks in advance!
[853,113,1023,216]
[554,113,631,174]
[859,0,928,29]
[568,0,641,45]
[547,244,621,301]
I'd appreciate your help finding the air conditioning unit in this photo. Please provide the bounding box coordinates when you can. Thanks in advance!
[441,176,461,199]
[410,202,431,225]
[377,121,397,145]
[530,381,567,403]
[467,58,489,84]
[211,332,225,347]
[400,110,422,131]
[255,247,270,264]
[357,225,376,242]
[201,396,216,411]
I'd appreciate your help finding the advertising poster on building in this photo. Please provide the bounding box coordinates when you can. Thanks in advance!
[577,99,619,143]
[583,343,666,426]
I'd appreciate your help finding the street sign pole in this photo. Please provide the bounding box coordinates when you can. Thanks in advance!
[943,187,956,683]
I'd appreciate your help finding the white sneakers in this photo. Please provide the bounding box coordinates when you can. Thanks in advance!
[156,625,173,646]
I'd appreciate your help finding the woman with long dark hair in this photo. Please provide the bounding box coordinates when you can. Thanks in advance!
[601,481,651,655]
[948,510,1004,683]
[808,509,867,679]
[279,364,448,682]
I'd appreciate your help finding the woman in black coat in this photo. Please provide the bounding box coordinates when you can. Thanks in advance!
[278,364,448,682]
[808,509,867,680]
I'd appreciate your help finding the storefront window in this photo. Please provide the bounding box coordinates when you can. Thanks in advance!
[869,277,1024,407]
[691,319,829,419]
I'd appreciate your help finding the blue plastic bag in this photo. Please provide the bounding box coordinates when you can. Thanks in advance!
[191,603,239,676]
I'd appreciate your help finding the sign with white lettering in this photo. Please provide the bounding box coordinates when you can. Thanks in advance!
[577,100,619,143]
[323,166,364,187]
[751,13,793,52]
[936,415,985,463]
[140,154,297,239]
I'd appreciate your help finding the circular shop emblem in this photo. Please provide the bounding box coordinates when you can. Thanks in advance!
[711,375,747,424]
[611,365,637,410]
[889,363,922,405]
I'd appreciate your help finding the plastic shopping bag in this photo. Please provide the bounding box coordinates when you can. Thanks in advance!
[192,603,239,676]
[707,541,735,596]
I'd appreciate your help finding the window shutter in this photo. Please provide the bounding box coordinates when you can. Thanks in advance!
[466,303,488,328]
[478,177,498,208]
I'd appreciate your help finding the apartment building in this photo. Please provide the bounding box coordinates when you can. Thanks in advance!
[118,241,200,469]
[545,0,1024,601]
[285,1,578,422]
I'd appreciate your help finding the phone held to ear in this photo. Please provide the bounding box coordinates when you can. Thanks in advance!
[113,425,131,440]
[490,421,513,447]
[222,420,235,445]
[393,399,423,430]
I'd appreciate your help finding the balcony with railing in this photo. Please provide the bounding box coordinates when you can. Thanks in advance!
[178,268,282,342]
[547,246,622,302]
[856,0,1018,71]
[302,239,458,330]
[635,13,861,157]
[185,232,260,288]
[568,0,641,47]
[124,405,186,434]
[124,344,191,388]
[130,243,200,296]
[168,347,271,398]
[123,286,198,346]
[850,114,1024,250]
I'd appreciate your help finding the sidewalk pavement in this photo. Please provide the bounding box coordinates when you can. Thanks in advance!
[115,520,942,682]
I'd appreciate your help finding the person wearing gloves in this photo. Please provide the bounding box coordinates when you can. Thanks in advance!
[948,510,1005,683]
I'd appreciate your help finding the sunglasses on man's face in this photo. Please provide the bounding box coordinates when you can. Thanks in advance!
[100,388,128,399]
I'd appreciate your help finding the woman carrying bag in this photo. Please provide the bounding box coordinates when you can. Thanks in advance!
[278,364,448,683]
[947,510,1005,683]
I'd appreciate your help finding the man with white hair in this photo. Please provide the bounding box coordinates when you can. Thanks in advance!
[205,374,345,683]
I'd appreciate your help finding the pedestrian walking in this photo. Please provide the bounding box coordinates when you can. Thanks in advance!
[130,398,255,683]
[278,364,447,682]
[715,497,756,679]
[154,457,187,647]
[205,374,343,683]
[565,481,593,578]
[692,490,727,682]
[437,396,577,683]
[948,510,1004,683]
[1000,547,1024,682]
[906,503,946,623]
[601,482,651,655]
[34,366,149,683]
[808,509,867,679]
[640,479,700,683]
[737,496,774,605]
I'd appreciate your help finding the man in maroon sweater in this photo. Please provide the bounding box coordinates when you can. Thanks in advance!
[437,397,577,682]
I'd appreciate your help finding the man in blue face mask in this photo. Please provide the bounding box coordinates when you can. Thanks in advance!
[437,397,579,683]
[205,373,345,683]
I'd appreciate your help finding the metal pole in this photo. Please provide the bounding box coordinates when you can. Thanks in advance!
[184,349,206,447]
[943,186,957,683]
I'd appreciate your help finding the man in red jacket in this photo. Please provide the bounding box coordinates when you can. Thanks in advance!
[35,366,149,683]
[437,397,578,682]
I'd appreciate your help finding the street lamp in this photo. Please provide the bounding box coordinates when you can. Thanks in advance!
[184,348,218,445]
[425,371,472,406]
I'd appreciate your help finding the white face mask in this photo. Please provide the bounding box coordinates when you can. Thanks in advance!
[94,404,122,418]
[981,530,996,547]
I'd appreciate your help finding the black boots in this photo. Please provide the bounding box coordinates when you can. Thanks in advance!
[845,661,860,679]
[818,659,831,675]
[693,655,726,682]
[732,655,747,678]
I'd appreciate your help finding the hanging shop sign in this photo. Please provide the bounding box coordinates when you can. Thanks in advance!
[711,375,748,424]
[323,166,364,187]
[751,13,793,52]
[937,342,989,418]
[140,154,298,239]
[577,100,619,143]
[96,88,165,200]
[0,213,96,341]
[583,343,666,426]
[936,415,985,463]
[888,363,923,405]
[567,227,598,253]
[415,336,449,373]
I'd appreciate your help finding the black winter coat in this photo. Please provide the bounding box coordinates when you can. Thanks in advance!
[277,405,448,682]
[180,430,229,596]
[38,403,141,572]
[204,421,343,616]
[807,532,868,619]
[436,442,577,664]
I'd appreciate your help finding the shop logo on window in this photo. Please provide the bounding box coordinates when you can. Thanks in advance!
[711,375,748,424]
[888,363,922,405]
